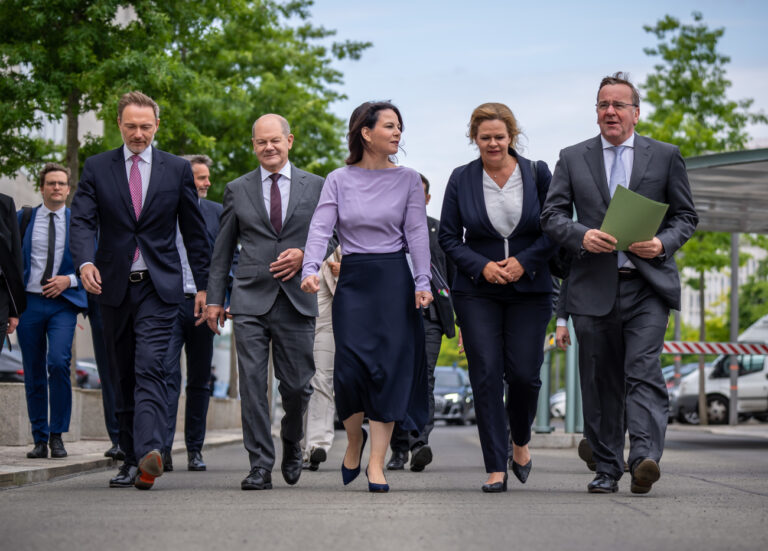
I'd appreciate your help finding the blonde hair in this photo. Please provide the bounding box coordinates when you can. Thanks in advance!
[468,102,520,149]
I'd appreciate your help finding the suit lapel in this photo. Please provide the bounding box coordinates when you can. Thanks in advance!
[510,155,537,237]
[469,159,502,237]
[629,134,653,191]
[283,164,308,228]
[139,147,165,222]
[583,136,611,207]
[111,147,136,221]
[242,169,274,233]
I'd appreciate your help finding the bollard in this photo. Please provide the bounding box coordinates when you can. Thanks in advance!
[533,340,555,433]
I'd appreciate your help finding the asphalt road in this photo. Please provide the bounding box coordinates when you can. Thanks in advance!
[1,424,766,551]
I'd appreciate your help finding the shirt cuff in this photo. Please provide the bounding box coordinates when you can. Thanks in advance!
[68,275,78,288]
[556,317,567,327]
[79,262,94,270]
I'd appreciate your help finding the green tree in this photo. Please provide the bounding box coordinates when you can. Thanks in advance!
[637,11,767,340]
[0,1,369,195]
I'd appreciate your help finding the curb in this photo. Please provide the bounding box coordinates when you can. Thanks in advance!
[0,432,243,490]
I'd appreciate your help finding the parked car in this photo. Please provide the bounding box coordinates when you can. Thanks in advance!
[433,366,475,425]
[669,354,768,424]
[75,359,101,389]
[0,347,24,383]
[662,362,701,389]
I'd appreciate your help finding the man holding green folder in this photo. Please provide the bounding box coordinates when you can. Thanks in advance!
[541,72,698,495]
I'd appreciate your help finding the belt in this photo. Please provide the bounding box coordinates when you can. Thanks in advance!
[184,293,196,299]
[618,268,640,280]
[128,270,150,283]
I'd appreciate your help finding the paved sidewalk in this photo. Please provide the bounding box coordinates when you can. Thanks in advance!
[0,428,243,488]
[3,420,766,490]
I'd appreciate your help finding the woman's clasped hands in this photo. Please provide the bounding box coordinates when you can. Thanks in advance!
[482,257,525,285]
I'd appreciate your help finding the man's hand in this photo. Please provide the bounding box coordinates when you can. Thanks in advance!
[193,291,207,326]
[482,261,513,285]
[628,237,664,259]
[269,248,304,281]
[80,264,102,294]
[206,304,227,335]
[415,290,433,309]
[41,275,71,299]
[582,229,617,254]
[498,257,525,282]
[457,329,464,354]
[327,261,341,278]
[556,326,571,351]
[6,317,18,335]
[301,275,319,293]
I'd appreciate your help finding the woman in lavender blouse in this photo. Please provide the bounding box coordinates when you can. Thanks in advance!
[301,101,432,493]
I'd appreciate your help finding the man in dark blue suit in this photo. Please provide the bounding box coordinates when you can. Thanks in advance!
[17,163,87,459]
[161,154,231,473]
[71,91,211,490]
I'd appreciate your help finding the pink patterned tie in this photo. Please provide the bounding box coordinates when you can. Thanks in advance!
[129,154,143,262]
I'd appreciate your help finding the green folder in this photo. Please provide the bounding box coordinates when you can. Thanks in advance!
[600,186,669,251]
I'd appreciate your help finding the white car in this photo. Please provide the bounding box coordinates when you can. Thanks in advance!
[670,354,768,424]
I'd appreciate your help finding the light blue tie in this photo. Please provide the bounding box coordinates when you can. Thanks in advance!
[609,146,629,266]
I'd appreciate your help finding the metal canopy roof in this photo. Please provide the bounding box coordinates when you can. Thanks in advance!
[685,148,768,233]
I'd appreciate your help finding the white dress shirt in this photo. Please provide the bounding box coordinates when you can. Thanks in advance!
[260,163,291,222]
[601,134,636,269]
[124,144,153,271]
[174,221,198,295]
[26,204,77,293]
[483,164,524,258]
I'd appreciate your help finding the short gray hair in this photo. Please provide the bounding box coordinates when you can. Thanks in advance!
[252,114,291,138]
[182,154,213,168]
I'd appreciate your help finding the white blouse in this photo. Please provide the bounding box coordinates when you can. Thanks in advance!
[483,164,523,258]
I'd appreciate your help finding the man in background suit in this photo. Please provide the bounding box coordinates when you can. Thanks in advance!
[207,114,327,491]
[541,72,697,494]
[17,163,87,459]
[162,154,228,473]
[0,193,25,345]
[71,91,210,490]
[387,173,455,472]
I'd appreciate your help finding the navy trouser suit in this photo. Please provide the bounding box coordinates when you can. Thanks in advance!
[439,152,557,473]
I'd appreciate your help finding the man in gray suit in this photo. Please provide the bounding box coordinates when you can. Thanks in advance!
[206,114,326,491]
[541,73,697,495]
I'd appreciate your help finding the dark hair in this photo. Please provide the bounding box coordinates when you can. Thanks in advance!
[597,72,640,107]
[468,102,521,149]
[39,162,70,189]
[345,101,404,165]
[419,172,430,194]
[118,91,160,120]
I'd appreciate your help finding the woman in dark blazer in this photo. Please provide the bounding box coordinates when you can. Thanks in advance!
[438,103,556,492]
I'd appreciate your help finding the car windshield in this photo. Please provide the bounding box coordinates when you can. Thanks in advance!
[435,370,462,388]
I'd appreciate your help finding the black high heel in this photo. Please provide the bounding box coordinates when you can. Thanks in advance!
[341,427,368,485]
[511,459,532,484]
[481,473,508,493]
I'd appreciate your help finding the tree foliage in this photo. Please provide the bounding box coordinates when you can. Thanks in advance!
[0,1,370,196]
[637,12,767,339]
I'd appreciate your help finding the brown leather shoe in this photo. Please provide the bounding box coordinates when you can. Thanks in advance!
[630,458,660,494]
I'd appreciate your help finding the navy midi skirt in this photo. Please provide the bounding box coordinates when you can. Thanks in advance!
[332,250,428,431]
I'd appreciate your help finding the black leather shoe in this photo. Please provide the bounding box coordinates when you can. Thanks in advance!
[104,444,125,460]
[48,434,67,458]
[587,473,618,494]
[27,441,48,459]
[109,464,138,488]
[187,450,207,471]
[242,467,272,490]
[303,448,326,471]
[578,438,596,472]
[409,445,433,472]
[162,449,173,472]
[135,449,164,490]
[386,450,408,470]
[481,473,508,493]
[511,459,532,484]
[281,439,303,485]
[630,458,660,494]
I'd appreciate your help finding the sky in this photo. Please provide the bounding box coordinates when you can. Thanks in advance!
[307,0,768,217]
